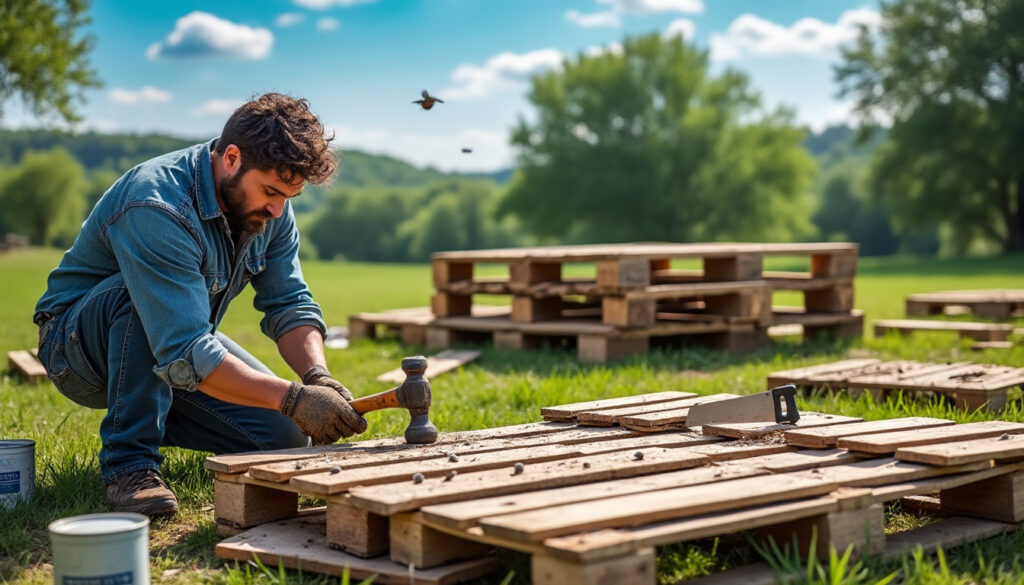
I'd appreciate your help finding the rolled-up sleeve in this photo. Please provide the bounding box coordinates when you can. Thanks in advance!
[252,204,327,341]
[105,204,228,390]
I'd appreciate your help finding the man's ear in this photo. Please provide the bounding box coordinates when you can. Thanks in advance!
[222,144,242,173]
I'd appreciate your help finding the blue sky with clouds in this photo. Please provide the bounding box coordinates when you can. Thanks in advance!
[2,0,881,172]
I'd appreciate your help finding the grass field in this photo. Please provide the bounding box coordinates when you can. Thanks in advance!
[2,247,1024,585]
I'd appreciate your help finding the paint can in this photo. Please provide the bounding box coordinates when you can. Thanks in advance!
[49,513,151,585]
[0,439,35,508]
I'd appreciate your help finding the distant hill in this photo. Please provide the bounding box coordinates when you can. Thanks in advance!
[802,124,887,168]
[0,128,511,186]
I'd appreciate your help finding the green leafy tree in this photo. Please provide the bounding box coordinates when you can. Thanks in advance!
[837,0,1024,253]
[0,147,86,246]
[498,33,816,244]
[813,164,900,256]
[0,0,101,124]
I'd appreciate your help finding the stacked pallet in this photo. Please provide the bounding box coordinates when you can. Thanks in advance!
[351,242,863,362]
[768,359,1024,412]
[208,392,1024,585]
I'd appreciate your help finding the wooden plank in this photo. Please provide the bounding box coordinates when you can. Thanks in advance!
[896,433,1024,466]
[478,474,840,542]
[431,243,857,263]
[348,445,711,515]
[700,412,863,440]
[765,359,882,389]
[785,417,955,449]
[249,425,637,483]
[905,289,1024,304]
[376,349,480,383]
[837,421,1024,454]
[540,497,840,562]
[206,421,584,473]
[874,319,1013,335]
[617,394,741,431]
[420,449,851,531]
[869,461,1024,503]
[215,514,496,585]
[7,350,47,383]
[844,361,976,390]
[541,391,697,422]
[575,396,707,426]
[288,434,722,495]
[882,516,1016,561]
[478,456,985,543]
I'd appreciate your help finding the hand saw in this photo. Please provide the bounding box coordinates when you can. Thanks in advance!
[685,384,799,428]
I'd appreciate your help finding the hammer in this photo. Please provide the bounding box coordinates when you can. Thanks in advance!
[348,356,438,444]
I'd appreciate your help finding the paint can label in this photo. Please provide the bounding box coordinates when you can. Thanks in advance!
[0,471,19,494]
[63,571,134,585]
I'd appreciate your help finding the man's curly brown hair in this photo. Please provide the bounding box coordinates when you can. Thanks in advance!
[217,93,337,185]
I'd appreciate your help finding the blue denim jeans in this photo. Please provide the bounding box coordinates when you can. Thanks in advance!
[37,274,308,483]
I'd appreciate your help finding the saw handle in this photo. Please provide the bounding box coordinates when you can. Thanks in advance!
[770,384,800,424]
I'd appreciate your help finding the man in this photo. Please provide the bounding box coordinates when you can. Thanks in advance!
[34,93,367,517]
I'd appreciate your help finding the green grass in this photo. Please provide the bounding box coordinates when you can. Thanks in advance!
[3,248,1024,585]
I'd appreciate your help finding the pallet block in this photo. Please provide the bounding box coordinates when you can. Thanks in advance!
[7,349,47,383]
[532,547,655,585]
[390,512,491,569]
[326,499,389,557]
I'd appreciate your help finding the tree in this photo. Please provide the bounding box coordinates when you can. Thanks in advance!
[837,0,1024,253]
[0,147,86,246]
[498,33,816,244]
[0,0,101,124]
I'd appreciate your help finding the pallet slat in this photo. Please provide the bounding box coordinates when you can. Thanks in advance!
[895,433,1024,466]
[837,421,1024,454]
[541,391,697,422]
[785,417,955,449]
[700,412,863,440]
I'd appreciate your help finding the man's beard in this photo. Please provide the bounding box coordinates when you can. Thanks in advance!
[220,172,272,236]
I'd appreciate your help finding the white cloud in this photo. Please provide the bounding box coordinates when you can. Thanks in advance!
[584,41,624,57]
[331,125,511,172]
[109,86,172,105]
[442,49,565,102]
[192,99,243,117]
[565,9,620,28]
[710,7,881,61]
[596,0,703,14]
[663,18,695,40]
[293,0,376,8]
[146,11,273,60]
[316,17,340,31]
[275,12,305,27]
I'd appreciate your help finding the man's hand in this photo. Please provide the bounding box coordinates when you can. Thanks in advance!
[302,365,354,401]
[280,382,368,445]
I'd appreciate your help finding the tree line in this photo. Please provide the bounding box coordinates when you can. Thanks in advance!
[3,0,1023,258]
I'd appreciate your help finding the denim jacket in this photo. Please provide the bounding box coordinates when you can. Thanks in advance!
[34,139,326,391]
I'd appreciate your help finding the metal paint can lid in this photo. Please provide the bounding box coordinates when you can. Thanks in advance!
[49,513,149,537]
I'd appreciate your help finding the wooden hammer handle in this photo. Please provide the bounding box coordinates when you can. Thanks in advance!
[349,387,400,414]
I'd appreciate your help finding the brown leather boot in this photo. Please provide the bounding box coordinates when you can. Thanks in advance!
[105,469,179,517]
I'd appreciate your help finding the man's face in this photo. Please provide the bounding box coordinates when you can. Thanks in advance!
[219,166,305,236]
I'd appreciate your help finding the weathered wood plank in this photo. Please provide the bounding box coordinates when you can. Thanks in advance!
[837,421,1024,454]
[541,391,697,422]
[288,433,726,495]
[785,417,955,449]
[376,349,481,383]
[206,421,582,473]
[700,412,863,440]
[477,456,984,542]
[765,359,882,388]
[419,449,859,530]
[7,350,47,383]
[895,433,1024,466]
[248,425,637,482]
[617,394,741,431]
[215,514,497,585]
[575,396,707,426]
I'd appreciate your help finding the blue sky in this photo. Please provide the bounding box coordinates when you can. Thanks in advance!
[3,0,881,172]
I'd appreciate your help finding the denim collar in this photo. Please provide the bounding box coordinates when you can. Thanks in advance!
[195,138,223,221]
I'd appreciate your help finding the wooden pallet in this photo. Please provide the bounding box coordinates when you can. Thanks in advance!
[431,243,858,329]
[906,289,1024,320]
[767,359,1024,412]
[207,393,1024,585]
[874,319,1014,342]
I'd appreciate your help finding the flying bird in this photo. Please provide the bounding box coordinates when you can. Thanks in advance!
[412,90,444,110]
[461,147,473,154]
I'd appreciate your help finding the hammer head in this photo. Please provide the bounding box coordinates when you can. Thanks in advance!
[395,356,438,443]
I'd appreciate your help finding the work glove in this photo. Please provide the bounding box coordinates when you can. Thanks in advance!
[302,365,355,401]
[280,382,368,445]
